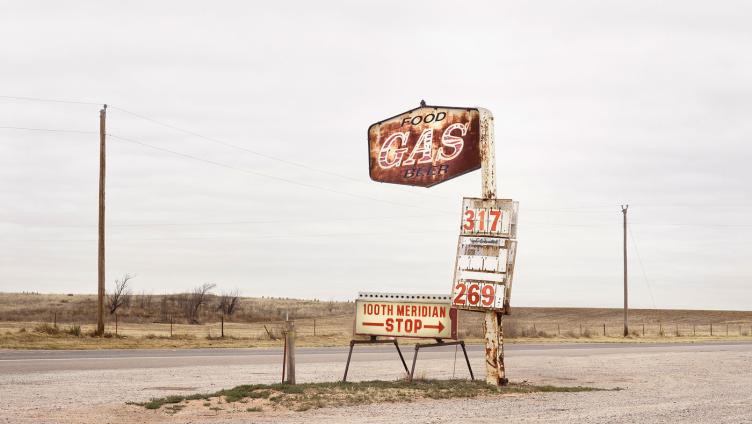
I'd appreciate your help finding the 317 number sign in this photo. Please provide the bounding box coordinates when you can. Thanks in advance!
[462,208,505,235]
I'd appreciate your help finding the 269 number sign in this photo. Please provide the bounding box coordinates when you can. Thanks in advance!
[451,281,503,309]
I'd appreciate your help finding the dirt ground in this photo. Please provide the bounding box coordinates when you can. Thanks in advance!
[2,343,751,423]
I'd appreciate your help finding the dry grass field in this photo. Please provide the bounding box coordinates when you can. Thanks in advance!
[1,292,751,349]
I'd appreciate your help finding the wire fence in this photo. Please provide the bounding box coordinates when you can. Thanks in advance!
[499,321,752,338]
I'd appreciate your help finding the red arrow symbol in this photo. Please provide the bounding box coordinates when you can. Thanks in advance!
[424,321,445,332]
[362,322,383,327]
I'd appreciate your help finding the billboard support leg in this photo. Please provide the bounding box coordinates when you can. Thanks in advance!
[393,340,409,375]
[408,340,474,382]
[342,338,408,382]
[460,341,474,381]
[342,340,355,382]
[409,344,420,382]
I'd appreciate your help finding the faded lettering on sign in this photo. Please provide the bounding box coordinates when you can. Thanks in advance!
[354,300,457,339]
[368,106,481,187]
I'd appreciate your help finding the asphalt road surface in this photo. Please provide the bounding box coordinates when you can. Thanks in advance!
[2,341,752,423]
[2,341,751,374]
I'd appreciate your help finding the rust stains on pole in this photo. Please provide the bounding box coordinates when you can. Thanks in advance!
[479,109,496,200]
[479,108,505,386]
[97,105,107,336]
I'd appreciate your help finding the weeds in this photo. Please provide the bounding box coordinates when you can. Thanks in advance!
[134,380,604,413]
[63,325,81,337]
[33,323,59,335]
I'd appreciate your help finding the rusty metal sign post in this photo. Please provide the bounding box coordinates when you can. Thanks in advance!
[478,108,510,386]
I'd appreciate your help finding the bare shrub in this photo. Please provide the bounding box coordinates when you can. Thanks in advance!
[107,274,134,315]
[137,291,153,310]
[217,290,240,317]
[503,321,520,338]
[183,283,216,324]
[33,323,59,335]
[64,325,82,337]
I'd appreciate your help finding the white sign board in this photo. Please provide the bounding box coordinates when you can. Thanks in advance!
[451,198,518,313]
[354,293,457,339]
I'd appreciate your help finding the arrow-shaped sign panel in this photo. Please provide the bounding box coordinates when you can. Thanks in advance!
[354,299,457,339]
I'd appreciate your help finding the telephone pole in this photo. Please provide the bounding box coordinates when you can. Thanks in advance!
[97,104,107,336]
[622,204,628,337]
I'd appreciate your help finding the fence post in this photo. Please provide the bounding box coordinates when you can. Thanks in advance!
[659,322,662,336]
[557,323,560,336]
[675,324,678,336]
[693,324,696,336]
[710,324,713,336]
[115,313,118,336]
[284,315,296,384]
[314,319,316,336]
[53,312,57,328]
[533,323,537,335]
[603,323,606,336]
[579,323,582,337]
[642,323,645,336]
[221,313,225,338]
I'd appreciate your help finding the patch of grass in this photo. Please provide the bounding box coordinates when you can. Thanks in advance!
[33,323,59,335]
[246,406,262,412]
[134,379,605,412]
[63,325,81,337]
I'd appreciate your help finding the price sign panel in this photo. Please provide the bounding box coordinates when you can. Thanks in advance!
[460,198,518,238]
[451,198,518,313]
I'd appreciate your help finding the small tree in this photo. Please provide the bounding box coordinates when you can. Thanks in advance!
[217,289,239,317]
[184,283,215,324]
[107,274,134,315]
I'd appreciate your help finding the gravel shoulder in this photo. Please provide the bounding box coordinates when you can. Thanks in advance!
[1,343,751,423]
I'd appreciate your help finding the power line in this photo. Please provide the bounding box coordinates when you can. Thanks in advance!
[108,133,450,213]
[0,228,458,243]
[4,214,452,228]
[628,224,657,309]
[110,106,364,182]
[0,95,102,106]
[109,106,453,201]
[0,126,97,134]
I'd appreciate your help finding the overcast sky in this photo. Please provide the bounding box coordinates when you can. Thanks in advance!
[1,1,751,310]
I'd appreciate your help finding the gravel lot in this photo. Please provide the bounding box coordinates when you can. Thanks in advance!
[1,343,751,423]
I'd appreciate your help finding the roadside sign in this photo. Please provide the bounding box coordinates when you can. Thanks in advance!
[460,197,518,238]
[367,104,481,187]
[451,198,518,313]
[354,292,457,339]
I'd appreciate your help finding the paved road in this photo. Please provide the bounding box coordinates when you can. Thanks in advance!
[2,341,751,374]
[2,341,752,423]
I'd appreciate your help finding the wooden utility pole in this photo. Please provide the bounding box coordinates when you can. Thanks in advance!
[622,204,629,337]
[97,104,107,336]
[479,108,506,386]
[284,313,296,384]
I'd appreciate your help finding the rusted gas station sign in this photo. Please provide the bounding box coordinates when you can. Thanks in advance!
[367,104,481,187]
[354,292,457,339]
